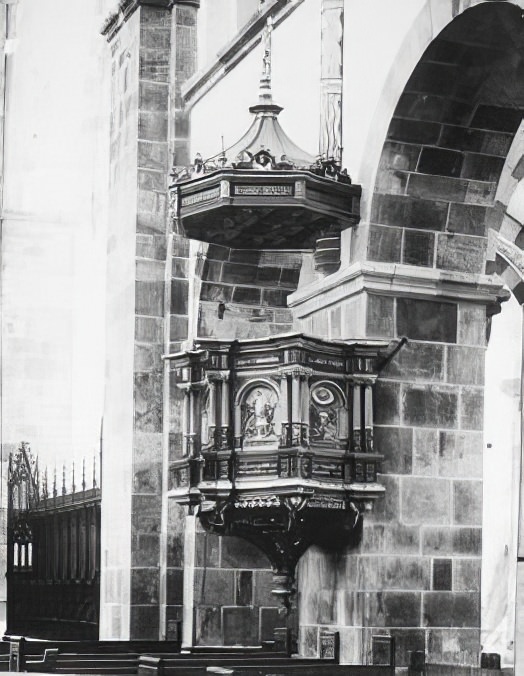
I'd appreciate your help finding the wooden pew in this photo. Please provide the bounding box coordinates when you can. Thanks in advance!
[137,656,394,676]
[8,638,180,674]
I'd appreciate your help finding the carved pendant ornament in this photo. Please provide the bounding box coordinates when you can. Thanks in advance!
[167,334,404,609]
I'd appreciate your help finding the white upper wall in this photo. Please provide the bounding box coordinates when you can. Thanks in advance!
[343,0,425,187]
[1,0,112,468]
[197,0,259,70]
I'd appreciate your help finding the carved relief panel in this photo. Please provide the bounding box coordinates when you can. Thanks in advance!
[309,381,347,445]
[239,382,280,449]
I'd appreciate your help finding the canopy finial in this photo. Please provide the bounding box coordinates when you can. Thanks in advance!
[259,17,273,104]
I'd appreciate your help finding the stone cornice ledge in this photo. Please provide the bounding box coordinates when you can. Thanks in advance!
[287,261,510,317]
[181,0,305,110]
[101,0,199,41]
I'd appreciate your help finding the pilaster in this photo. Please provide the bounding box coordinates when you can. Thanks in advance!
[101,0,198,639]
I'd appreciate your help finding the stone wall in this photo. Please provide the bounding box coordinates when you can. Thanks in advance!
[290,3,524,667]
[191,529,285,646]
[198,245,300,339]
[169,241,304,646]
[294,292,488,666]
[102,0,302,644]
[102,0,198,639]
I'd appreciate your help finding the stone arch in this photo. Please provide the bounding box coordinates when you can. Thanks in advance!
[485,129,524,301]
[367,1,524,284]
[354,0,524,218]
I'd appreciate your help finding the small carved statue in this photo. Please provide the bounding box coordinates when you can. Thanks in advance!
[261,17,272,80]
[263,49,271,78]
[191,152,204,177]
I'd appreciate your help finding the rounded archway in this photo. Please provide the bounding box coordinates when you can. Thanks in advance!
[367,2,524,274]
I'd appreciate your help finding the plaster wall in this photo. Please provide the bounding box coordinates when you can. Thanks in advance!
[483,294,522,666]
[196,0,259,71]
[1,0,110,468]
[0,0,110,639]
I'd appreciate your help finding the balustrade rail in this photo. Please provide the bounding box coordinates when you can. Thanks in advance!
[169,447,382,492]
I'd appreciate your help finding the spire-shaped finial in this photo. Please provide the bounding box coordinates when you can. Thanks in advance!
[259,17,273,104]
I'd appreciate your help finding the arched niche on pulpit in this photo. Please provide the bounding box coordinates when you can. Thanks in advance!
[309,380,348,448]
[236,379,280,451]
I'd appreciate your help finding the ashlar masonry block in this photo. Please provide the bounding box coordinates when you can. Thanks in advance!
[194,569,235,606]
[438,431,483,479]
[423,591,480,628]
[367,224,402,263]
[453,558,481,593]
[436,233,487,273]
[382,341,445,382]
[373,426,413,475]
[427,628,481,664]
[447,345,485,385]
[223,607,259,645]
[453,480,482,526]
[460,387,484,430]
[195,607,221,646]
[457,303,487,346]
[401,477,451,525]
[366,523,421,555]
[403,385,458,428]
[362,591,422,627]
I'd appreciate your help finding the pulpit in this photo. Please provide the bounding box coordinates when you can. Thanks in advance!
[167,333,400,606]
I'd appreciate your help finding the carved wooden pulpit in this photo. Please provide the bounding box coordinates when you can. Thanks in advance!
[167,334,399,608]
